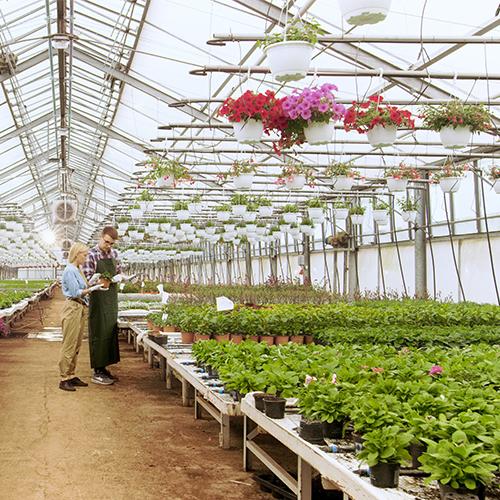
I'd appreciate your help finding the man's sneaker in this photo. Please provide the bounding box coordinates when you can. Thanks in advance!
[69,377,88,387]
[59,380,76,391]
[91,373,114,385]
[102,368,119,381]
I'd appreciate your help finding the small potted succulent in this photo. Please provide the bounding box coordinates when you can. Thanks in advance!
[349,205,366,225]
[229,159,258,190]
[281,204,299,224]
[344,95,414,148]
[231,193,249,217]
[433,162,469,193]
[325,161,358,191]
[358,425,412,488]
[143,156,191,188]
[137,190,154,213]
[421,100,491,149]
[398,198,419,223]
[259,17,322,82]
[300,217,315,236]
[281,83,346,144]
[338,0,392,26]
[488,166,500,194]
[173,200,190,220]
[215,203,232,221]
[255,196,274,217]
[333,200,350,220]
[276,161,315,190]
[372,200,390,226]
[384,163,421,192]
[306,198,326,222]
[218,90,278,143]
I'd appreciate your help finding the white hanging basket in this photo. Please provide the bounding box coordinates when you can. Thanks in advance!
[493,179,500,194]
[130,208,143,220]
[367,124,397,148]
[206,227,217,235]
[256,226,267,235]
[232,204,247,217]
[372,210,389,226]
[439,126,471,149]
[333,208,349,220]
[188,203,203,215]
[439,177,463,193]
[300,225,315,236]
[307,207,325,222]
[117,223,129,233]
[232,173,255,190]
[147,222,159,232]
[216,211,231,221]
[175,209,190,221]
[156,176,175,188]
[338,0,392,26]
[285,174,306,190]
[223,223,236,233]
[138,201,153,213]
[258,205,274,217]
[283,212,298,224]
[263,41,314,82]
[232,119,263,144]
[243,211,257,222]
[331,176,355,191]
[304,121,335,145]
[386,177,408,192]
[350,214,365,225]
[401,210,417,223]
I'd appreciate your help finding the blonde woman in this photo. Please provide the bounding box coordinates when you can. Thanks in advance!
[58,243,104,391]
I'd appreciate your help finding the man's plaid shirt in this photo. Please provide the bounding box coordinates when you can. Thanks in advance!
[82,245,122,280]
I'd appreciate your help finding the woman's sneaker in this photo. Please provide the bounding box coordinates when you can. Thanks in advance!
[91,372,114,385]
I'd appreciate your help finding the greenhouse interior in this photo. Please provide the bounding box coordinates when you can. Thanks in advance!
[0,0,499,499]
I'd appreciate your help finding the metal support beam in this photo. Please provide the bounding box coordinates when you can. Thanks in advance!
[245,241,252,286]
[414,178,428,299]
[0,50,49,84]
[302,235,311,286]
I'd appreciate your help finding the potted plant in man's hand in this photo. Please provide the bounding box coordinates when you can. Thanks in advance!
[99,271,115,290]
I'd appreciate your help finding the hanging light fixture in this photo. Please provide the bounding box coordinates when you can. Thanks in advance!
[51,34,70,51]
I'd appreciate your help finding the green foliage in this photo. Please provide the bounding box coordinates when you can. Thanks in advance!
[231,193,249,206]
[325,161,358,177]
[173,200,189,211]
[138,189,154,202]
[306,198,326,209]
[349,205,365,215]
[398,198,419,212]
[259,17,323,48]
[282,204,299,213]
[358,426,412,466]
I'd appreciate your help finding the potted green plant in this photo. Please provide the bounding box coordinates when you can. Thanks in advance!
[138,190,154,212]
[116,216,130,233]
[397,198,419,223]
[421,100,491,149]
[188,194,203,215]
[358,425,412,488]
[129,203,142,220]
[255,196,274,217]
[339,0,392,26]
[276,161,315,190]
[230,159,258,189]
[432,162,469,194]
[488,166,500,194]
[384,163,421,192]
[143,156,191,188]
[281,204,299,224]
[306,198,326,222]
[99,271,115,289]
[243,201,258,222]
[372,200,390,226]
[299,217,315,236]
[231,193,249,217]
[333,200,350,220]
[259,17,322,82]
[349,205,366,225]
[325,161,358,191]
[173,200,190,221]
[215,203,232,221]
[297,384,325,445]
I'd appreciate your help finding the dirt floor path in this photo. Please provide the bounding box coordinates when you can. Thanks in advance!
[0,290,269,500]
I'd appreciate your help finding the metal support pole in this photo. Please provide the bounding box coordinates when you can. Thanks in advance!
[348,249,359,301]
[269,242,278,282]
[302,235,311,286]
[226,245,232,285]
[473,162,483,234]
[245,242,253,286]
[415,184,428,299]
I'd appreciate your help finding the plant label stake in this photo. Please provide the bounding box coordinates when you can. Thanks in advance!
[119,283,125,291]
[157,283,164,293]
[162,313,168,322]
[216,296,234,311]
[161,292,170,304]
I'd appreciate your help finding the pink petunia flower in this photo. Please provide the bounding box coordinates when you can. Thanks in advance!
[428,365,443,376]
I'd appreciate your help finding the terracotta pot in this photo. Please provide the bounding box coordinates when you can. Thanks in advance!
[246,335,259,342]
[181,331,195,344]
[162,325,176,333]
[304,335,314,345]
[214,334,230,342]
[259,335,275,346]
[194,333,211,342]
[230,334,244,344]
[99,278,111,289]
[274,335,289,345]
[289,335,304,344]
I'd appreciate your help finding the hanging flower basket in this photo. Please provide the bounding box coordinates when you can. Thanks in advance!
[138,201,153,213]
[439,177,463,193]
[188,202,203,215]
[143,156,192,188]
[300,223,315,236]
[258,205,274,217]
[283,210,298,224]
[350,214,365,225]
[264,41,314,83]
[285,175,306,190]
[372,209,389,226]
[243,211,257,222]
[386,178,408,192]
[232,119,264,144]
[307,207,324,222]
[155,175,175,188]
[233,173,255,190]
[433,162,468,193]
[303,121,336,145]
[489,167,500,193]
[333,207,349,220]
[130,207,143,219]
[232,204,247,217]
[332,175,355,191]
[439,126,471,149]
[493,179,500,194]
[401,210,417,223]
[366,124,397,148]
[338,0,392,26]
[175,210,190,221]
[216,210,231,221]
[385,163,420,192]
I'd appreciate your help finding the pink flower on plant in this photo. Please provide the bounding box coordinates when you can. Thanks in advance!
[331,373,338,384]
[371,367,384,373]
[304,375,317,386]
[429,365,443,376]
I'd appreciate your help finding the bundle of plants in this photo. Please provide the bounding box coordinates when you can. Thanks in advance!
[0,290,33,309]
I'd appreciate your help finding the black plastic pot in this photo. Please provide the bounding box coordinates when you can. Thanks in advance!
[299,419,325,445]
[439,483,486,500]
[370,463,400,488]
[352,433,365,452]
[263,396,286,419]
[206,365,219,378]
[322,420,345,439]
[253,392,267,412]
[409,442,426,469]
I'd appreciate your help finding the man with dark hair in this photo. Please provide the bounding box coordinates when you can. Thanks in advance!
[83,226,122,385]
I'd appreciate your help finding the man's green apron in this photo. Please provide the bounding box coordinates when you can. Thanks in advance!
[89,257,120,369]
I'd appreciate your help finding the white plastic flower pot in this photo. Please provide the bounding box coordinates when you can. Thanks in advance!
[243,211,257,222]
[439,177,463,193]
[246,224,257,233]
[180,223,193,232]
[386,177,408,192]
[350,214,365,225]
[338,0,392,26]
[258,205,274,217]
[272,231,283,240]
[300,225,315,236]
[156,176,174,188]
[263,41,314,82]
[188,203,203,215]
[331,176,355,191]
[224,223,236,233]
[307,207,324,222]
[279,224,290,233]
[147,222,159,232]
[333,208,349,220]
[493,179,500,194]
[367,124,397,148]
[130,208,143,220]
[256,226,267,235]
[136,232,145,241]
[304,121,335,145]
[216,211,231,221]
[372,210,389,226]
[159,223,170,232]
[285,174,306,190]
[232,119,263,144]
[117,223,128,232]
[439,126,471,149]
[128,230,139,239]
[289,226,300,236]
[232,174,254,190]
[402,210,417,223]
[138,201,153,213]
[283,212,298,224]
[223,232,235,242]
[236,226,247,236]
[232,204,247,217]
[175,209,190,221]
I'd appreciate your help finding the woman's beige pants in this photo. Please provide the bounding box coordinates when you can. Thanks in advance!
[59,300,88,381]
